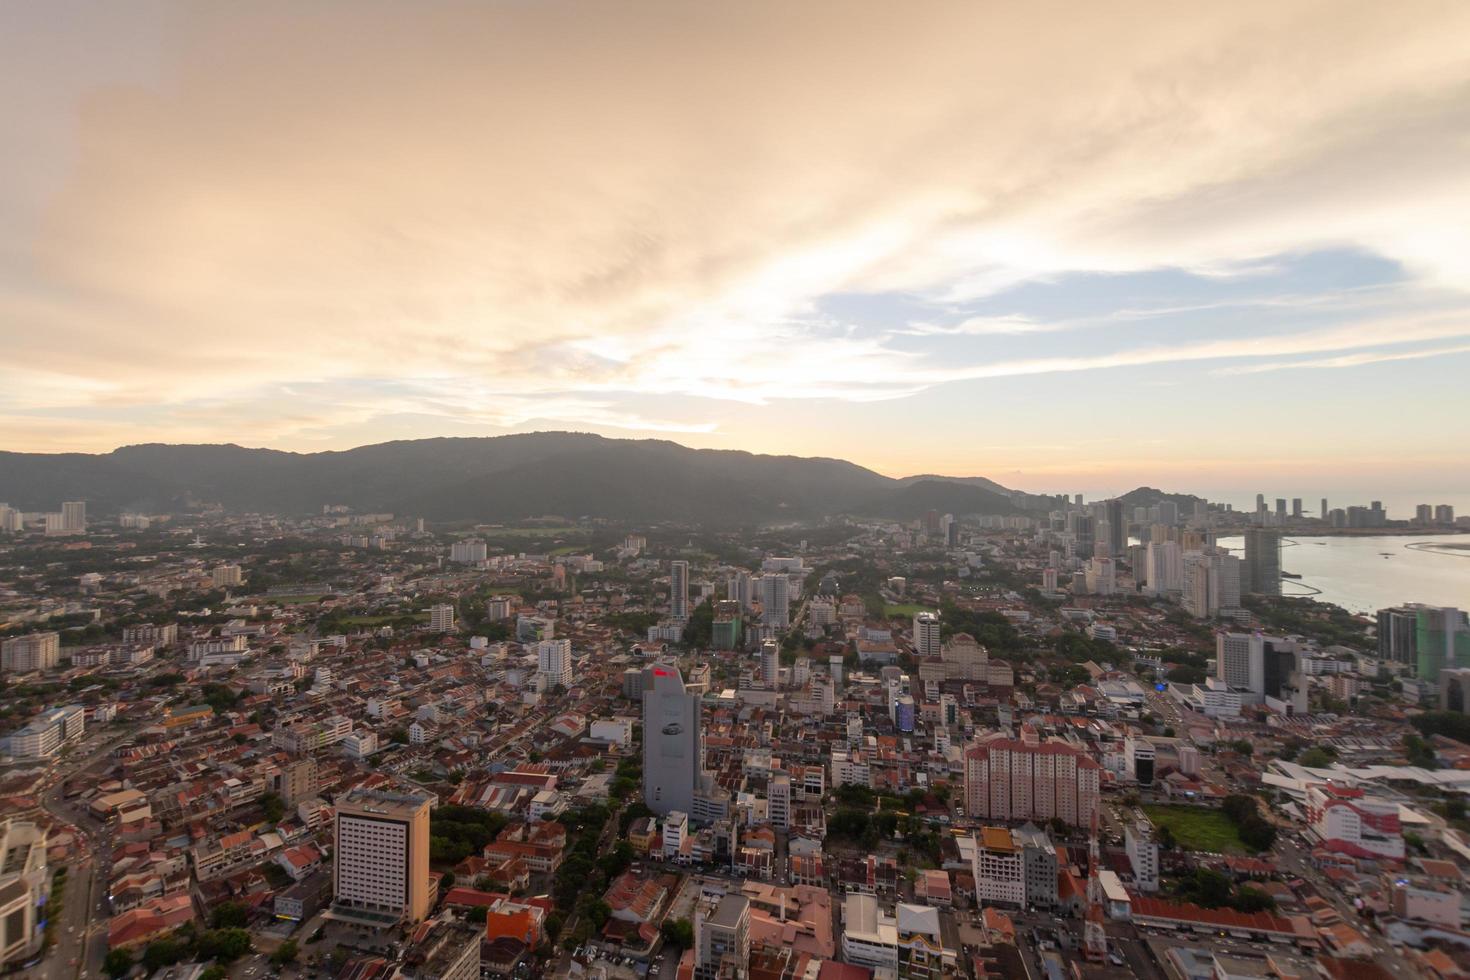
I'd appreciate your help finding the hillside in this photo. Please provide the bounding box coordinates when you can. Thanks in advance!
[0,432,1034,525]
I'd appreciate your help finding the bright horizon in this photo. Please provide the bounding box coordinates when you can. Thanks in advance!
[4,3,1470,495]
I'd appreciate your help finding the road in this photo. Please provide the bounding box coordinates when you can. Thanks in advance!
[22,725,139,980]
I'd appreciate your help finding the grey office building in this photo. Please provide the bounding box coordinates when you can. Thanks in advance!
[1243,527,1282,596]
[643,665,702,816]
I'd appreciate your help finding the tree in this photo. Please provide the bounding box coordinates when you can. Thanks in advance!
[104,949,134,978]
[201,967,228,980]
[661,919,694,950]
[142,939,184,973]
[467,906,489,924]
[197,928,253,963]
[211,901,250,929]
[260,792,286,824]
[1156,824,1176,850]
[1232,886,1276,913]
[1298,746,1337,768]
[271,940,299,966]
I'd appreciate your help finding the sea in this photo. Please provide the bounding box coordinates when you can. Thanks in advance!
[1215,533,1470,615]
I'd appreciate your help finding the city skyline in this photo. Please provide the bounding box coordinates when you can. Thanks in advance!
[5,3,1470,493]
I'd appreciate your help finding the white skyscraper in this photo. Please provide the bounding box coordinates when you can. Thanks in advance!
[428,603,457,633]
[670,560,690,621]
[760,639,780,688]
[759,574,790,629]
[1145,541,1183,594]
[913,611,941,659]
[1182,548,1241,618]
[537,639,574,689]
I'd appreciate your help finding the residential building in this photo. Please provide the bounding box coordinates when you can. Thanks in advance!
[643,665,701,817]
[1305,783,1404,861]
[0,820,49,968]
[212,564,243,588]
[1125,820,1159,892]
[1,632,60,674]
[841,894,897,973]
[671,560,690,622]
[759,575,790,630]
[537,639,574,689]
[429,604,457,633]
[963,738,1101,827]
[449,540,487,564]
[1415,606,1470,681]
[1242,528,1282,596]
[1015,824,1057,908]
[1182,548,1241,618]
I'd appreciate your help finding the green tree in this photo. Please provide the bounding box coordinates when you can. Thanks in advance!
[661,918,694,950]
[142,939,184,973]
[211,901,250,929]
[271,940,299,966]
[201,967,228,980]
[1298,746,1337,768]
[104,948,134,978]
[260,792,287,824]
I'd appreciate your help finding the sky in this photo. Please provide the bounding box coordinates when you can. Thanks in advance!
[3,1,1470,505]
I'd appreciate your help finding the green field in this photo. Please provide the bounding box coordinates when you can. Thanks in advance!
[273,594,328,605]
[335,612,430,627]
[1142,804,1247,854]
[884,603,935,618]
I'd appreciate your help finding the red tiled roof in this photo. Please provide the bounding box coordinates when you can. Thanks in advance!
[1130,896,1300,936]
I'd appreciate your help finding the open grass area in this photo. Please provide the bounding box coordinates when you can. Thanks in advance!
[273,594,327,604]
[1142,804,1247,854]
[884,603,935,618]
[335,612,429,627]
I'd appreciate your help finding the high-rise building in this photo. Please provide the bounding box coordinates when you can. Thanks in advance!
[1144,541,1183,594]
[643,665,702,817]
[1105,499,1125,556]
[962,738,1101,827]
[1415,607,1470,681]
[726,571,753,612]
[1,632,60,674]
[670,560,690,622]
[0,819,49,968]
[1320,498,1328,520]
[759,639,779,689]
[1436,505,1456,525]
[1274,498,1287,519]
[758,575,789,629]
[1085,557,1115,595]
[913,612,940,659]
[1014,823,1057,908]
[537,639,574,690]
[61,500,86,532]
[1215,631,1305,712]
[695,894,750,980]
[1125,820,1159,892]
[332,788,433,926]
[941,633,988,682]
[1440,668,1470,712]
[1291,498,1302,518]
[212,563,244,588]
[1182,548,1240,618]
[449,540,487,563]
[1243,527,1282,596]
[972,827,1024,907]
[1377,605,1421,667]
[1416,504,1434,525]
[428,604,457,633]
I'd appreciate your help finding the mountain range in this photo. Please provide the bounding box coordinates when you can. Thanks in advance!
[0,432,1053,525]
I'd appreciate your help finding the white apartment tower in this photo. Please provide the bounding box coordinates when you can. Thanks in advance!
[913,612,941,659]
[537,639,574,690]
[759,574,790,629]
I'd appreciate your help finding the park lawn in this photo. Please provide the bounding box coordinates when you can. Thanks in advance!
[274,594,328,604]
[336,612,430,627]
[1142,804,1247,855]
[884,603,935,618]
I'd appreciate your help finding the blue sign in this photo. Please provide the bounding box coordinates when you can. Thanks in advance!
[1154,682,1167,692]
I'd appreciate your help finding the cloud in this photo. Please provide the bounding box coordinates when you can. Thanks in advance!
[3,1,1470,451]
[1215,341,1470,375]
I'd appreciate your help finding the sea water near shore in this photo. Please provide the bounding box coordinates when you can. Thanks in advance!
[1216,533,1470,614]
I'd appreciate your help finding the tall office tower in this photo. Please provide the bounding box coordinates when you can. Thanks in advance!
[1105,499,1125,556]
[0,819,49,968]
[695,894,750,980]
[1182,548,1240,618]
[962,738,1102,827]
[1067,512,1094,554]
[758,574,789,629]
[428,604,457,633]
[759,640,779,688]
[1274,498,1287,519]
[1320,498,1328,520]
[913,611,941,659]
[1092,520,1113,558]
[643,664,702,816]
[1255,493,1265,511]
[1243,527,1282,596]
[1073,493,1084,507]
[1416,504,1434,525]
[1144,541,1183,594]
[670,560,690,622]
[61,501,86,532]
[1215,632,1305,711]
[1291,498,1302,518]
[1377,605,1421,667]
[1042,568,1059,591]
[939,513,957,546]
[537,639,574,689]
[1157,500,1178,526]
[1415,607,1470,681]
[1437,505,1457,525]
[333,788,433,926]
[1,632,61,674]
